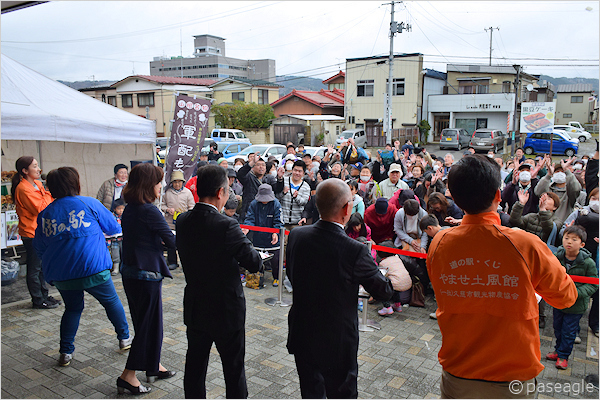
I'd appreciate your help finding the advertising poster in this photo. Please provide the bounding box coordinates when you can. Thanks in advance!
[5,210,22,247]
[165,94,212,184]
[1,212,6,249]
[520,102,555,133]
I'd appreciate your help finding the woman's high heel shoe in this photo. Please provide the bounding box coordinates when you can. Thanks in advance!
[146,370,176,383]
[116,377,151,395]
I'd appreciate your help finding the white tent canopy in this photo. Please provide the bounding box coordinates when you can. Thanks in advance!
[1,54,155,143]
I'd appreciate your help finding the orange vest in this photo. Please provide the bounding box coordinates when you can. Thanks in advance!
[427,211,577,382]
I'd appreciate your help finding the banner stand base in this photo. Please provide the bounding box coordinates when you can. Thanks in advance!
[265,297,292,307]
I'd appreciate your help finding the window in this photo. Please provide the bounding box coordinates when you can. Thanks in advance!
[107,96,117,107]
[458,85,473,94]
[258,89,269,105]
[357,80,374,97]
[232,92,245,102]
[563,113,572,118]
[502,81,511,93]
[387,78,405,96]
[137,92,155,107]
[476,84,489,94]
[122,94,133,108]
[101,94,106,103]
[571,96,583,103]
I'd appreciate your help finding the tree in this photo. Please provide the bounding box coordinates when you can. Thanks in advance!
[212,102,275,130]
[418,120,431,144]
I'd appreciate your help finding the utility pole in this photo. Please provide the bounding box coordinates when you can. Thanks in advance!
[384,1,410,143]
[180,28,183,78]
[484,27,499,66]
[511,64,521,156]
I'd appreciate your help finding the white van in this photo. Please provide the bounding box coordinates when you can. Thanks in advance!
[210,129,248,142]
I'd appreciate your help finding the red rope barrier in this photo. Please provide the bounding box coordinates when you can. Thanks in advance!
[239,226,598,284]
[371,244,427,259]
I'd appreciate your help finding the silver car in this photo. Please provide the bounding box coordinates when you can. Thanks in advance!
[335,129,367,149]
[469,129,505,153]
[439,128,471,151]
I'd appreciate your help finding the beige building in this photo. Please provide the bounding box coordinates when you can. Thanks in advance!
[81,75,215,137]
[345,53,424,147]
[208,77,281,106]
[555,84,595,125]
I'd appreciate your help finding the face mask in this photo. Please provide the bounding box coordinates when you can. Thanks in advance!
[270,170,277,177]
[312,162,319,169]
[360,175,370,182]
[487,154,494,158]
[518,171,531,182]
[234,165,242,172]
[573,164,583,171]
[116,179,128,184]
[552,172,566,184]
[285,163,293,171]
[589,200,599,213]
[433,165,439,171]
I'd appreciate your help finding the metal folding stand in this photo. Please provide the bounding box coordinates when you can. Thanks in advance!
[358,242,381,332]
[265,226,292,307]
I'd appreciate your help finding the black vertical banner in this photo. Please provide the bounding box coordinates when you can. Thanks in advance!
[165,94,212,183]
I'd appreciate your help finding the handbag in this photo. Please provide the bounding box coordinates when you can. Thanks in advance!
[410,276,425,307]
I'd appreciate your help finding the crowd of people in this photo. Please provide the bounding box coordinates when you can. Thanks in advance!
[9,133,599,398]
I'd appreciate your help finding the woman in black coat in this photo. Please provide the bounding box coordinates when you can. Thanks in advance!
[117,163,176,395]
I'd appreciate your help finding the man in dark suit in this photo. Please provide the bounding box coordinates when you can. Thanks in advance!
[176,165,262,399]
[286,178,393,398]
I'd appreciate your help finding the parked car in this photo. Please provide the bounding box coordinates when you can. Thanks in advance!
[553,125,592,143]
[225,144,287,165]
[210,128,249,142]
[439,128,471,151]
[468,129,505,153]
[303,146,328,159]
[156,138,168,164]
[201,141,252,159]
[523,130,579,157]
[335,129,367,149]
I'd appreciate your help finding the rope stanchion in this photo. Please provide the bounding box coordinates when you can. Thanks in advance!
[358,241,381,332]
[264,226,292,307]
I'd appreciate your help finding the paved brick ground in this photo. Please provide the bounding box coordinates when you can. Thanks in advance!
[1,270,598,399]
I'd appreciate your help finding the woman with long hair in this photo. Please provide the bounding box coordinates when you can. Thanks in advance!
[427,192,464,227]
[345,212,376,261]
[118,163,176,395]
[33,167,132,367]
[12,156,57,309]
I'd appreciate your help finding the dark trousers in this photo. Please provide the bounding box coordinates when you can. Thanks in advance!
[294,353,358,399]
[260,248,281,280]
[553,308,583,359]
[166,247,178,266]
[22,237,49,306]
[184,327,247,399]
[589,289,599,333]
[122,278,163,372]
[383,289,411,308]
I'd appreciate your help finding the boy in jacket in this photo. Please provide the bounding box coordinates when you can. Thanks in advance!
[547,225,598,370]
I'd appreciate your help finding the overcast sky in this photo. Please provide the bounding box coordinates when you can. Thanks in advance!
[1,1,598,82]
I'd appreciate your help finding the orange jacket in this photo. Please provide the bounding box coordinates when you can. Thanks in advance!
[427,211,577,382]
[14,178,53,238]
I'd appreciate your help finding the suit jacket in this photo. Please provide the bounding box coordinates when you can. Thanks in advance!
[176,203,262,334]
[121,203,175,278]
[286,220,393,367]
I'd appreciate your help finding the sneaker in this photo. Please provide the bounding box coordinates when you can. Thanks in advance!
[273,279,279,287]
[111,268,119,276]
[46,296,62,306]
[58,353,72,367]
[167,264,179,271]
[546,351,558,361]
[555,358,568,369]
[574,336,581,344]
[33,301,59,309]
[357,301,363,312]
[392,302,402,312]
[429,312,438,320]
[119,336,133,350]
[378,307,393,316]
[240,274,246,282]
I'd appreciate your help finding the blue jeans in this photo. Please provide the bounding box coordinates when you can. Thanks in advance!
[553,308,583,359]
[58,279,129,354]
